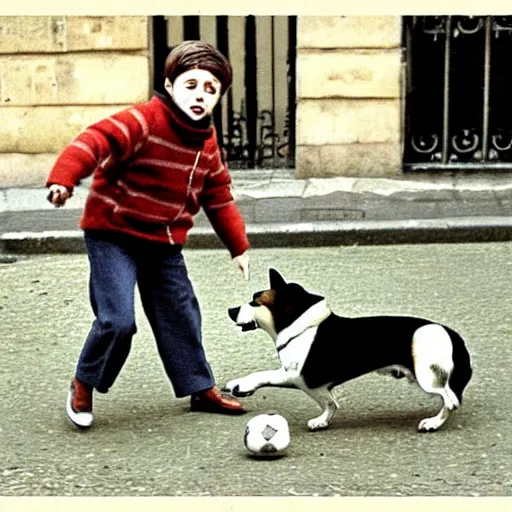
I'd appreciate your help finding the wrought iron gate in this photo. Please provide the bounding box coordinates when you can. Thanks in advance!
[404,15,512,171]
[152,15,297,169]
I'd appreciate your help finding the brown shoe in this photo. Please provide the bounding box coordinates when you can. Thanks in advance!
[66,377,93,428]
[190,385,247,415]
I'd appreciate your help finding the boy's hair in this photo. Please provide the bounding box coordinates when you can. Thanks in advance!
[164,40,232,95]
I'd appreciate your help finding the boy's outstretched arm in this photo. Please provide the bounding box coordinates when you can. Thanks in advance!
[47,184,72,207]
[46,107,149,207]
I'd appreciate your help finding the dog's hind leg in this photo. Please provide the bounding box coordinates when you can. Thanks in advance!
[412,324,460,432]
[418,405,451,432]
[300,385,338,431]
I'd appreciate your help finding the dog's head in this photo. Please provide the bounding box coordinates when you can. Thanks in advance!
[228,268,325,339]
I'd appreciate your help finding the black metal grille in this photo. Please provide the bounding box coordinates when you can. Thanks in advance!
[152,15,297,169]
[404,15,512,171]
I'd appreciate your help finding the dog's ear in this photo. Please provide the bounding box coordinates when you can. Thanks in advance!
[269,268,287,290]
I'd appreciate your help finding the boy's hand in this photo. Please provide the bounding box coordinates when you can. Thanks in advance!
[47,184,71,207]
[233,252,249,281]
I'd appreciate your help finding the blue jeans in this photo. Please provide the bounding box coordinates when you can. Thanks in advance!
[75,230,215,397]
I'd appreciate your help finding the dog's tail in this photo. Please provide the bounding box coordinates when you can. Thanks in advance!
[412,323,470,410]
[445,329,473,406]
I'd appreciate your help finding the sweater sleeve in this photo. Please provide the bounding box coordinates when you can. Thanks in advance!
[200,141,250,258]
[46,106,149,190]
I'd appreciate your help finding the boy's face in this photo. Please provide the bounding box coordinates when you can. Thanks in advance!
[165,68,222,121]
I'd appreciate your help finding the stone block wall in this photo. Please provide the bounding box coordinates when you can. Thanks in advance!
[0,16,150,187]
[0,16,405,185]
[296,16,403,178]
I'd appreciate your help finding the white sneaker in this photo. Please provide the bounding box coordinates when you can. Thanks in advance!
[66,379,93,429]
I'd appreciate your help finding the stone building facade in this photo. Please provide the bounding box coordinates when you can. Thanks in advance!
[296,17,402,178]
[0,15,402,187]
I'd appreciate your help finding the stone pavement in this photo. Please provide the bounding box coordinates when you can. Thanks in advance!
[1,244,511,497]
[0,168,511,255]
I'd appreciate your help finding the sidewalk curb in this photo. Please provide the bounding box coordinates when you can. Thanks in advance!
[1,217,511,254]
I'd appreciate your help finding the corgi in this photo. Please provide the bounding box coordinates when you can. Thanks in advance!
[224,269,473,432]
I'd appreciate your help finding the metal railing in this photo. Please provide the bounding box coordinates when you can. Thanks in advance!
[152,15,296,169]
[404,15,512,171]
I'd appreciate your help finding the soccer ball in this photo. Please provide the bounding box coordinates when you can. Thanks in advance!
[244,413,290,457]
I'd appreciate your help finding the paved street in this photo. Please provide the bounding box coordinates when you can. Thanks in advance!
[0,242,511,497]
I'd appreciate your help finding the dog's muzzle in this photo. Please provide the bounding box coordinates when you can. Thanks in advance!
[228,305,258,332]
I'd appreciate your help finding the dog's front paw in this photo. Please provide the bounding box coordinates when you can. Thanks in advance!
[307,417,330,431]
[222,378,256,398]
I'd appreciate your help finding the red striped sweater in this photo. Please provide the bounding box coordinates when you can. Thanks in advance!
[46,93,249,257]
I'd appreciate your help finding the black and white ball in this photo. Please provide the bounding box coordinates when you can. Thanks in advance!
[244,413,290,457]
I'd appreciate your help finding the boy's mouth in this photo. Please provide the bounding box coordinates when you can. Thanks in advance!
[190,106,205,116]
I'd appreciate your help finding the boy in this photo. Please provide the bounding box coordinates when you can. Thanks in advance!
[47,41,249,429]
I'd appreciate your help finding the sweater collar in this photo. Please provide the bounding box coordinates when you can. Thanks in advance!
[153,90,213,144]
